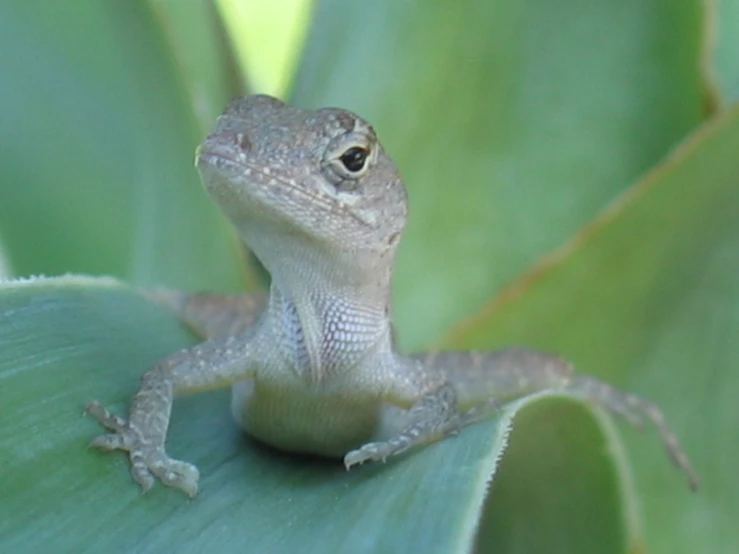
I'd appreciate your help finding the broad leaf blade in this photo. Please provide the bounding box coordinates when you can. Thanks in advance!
[447,107,739,553]
[215,0,313,96]
[146,0,242,133]
[476,400,635,554]
[0,277,626,553]
[714,0,739,102]
[0,1,245,290]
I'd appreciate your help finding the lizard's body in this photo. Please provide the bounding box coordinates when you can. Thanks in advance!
[87,95,698,496]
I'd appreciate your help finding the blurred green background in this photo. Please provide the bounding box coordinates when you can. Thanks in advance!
[0,1,737,552]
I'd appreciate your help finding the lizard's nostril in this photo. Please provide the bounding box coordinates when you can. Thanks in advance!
[236,132,252,152]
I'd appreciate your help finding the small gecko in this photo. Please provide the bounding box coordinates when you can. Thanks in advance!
[86,95,698,497]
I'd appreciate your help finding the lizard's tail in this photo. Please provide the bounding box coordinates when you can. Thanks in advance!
[566,374,699,491]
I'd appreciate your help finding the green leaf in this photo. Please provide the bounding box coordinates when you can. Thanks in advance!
[215,0,313,96]
[446,107,739,553]
[0,277,625,552]
[146,0,243,133]
[714,0,739,103]
[291,0,709,349]
[0,237,10,278]
[0,1,246,290]
[475,401,636,554]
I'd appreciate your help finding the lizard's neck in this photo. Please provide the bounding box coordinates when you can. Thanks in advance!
[247,221,395,315]
[253,233,396,383]
[268,256,392,314]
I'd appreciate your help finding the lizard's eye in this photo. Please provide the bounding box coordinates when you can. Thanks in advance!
[322,136,374,189]
[339,147,369,173]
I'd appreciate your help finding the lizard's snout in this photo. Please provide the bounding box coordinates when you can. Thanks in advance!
[196,129,253,171]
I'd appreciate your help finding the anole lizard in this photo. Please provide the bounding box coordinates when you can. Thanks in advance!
[86,94,698,497]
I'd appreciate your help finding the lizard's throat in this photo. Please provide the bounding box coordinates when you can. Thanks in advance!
[242,220,396,308]
[269,285,392,384]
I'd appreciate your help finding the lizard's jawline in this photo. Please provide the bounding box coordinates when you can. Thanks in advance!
[198,152,340,219]
[196,150,248,176]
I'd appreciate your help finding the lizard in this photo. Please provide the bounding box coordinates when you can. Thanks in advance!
[85,94,699,497]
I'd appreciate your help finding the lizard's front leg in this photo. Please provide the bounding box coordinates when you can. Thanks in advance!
[414,348,699,489]
[86,333,258,497]
[143,289,266,339]
[343,383,457,468]
[343,360,499,469]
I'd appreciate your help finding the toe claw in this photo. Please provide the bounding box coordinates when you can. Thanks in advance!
[155,461,200,497]
[85,400,129,433]
[132,467,155,494]
[89,433,125,451]
[344,451,362,470]
[85,400,109,420]
[344,443,384,469]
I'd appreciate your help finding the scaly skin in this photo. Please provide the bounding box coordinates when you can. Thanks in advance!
[86,95,698,496]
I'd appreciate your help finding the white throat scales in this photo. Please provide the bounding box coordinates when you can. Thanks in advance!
[275,290,389,384]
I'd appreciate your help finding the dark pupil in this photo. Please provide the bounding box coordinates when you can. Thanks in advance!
[340,147,368,173]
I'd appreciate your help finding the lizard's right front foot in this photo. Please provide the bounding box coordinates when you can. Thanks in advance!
[85,401,200,497]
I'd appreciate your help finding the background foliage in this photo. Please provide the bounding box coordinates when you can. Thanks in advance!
[0,1,736,552]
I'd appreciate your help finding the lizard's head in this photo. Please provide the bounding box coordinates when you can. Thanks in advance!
[196,95,408,275]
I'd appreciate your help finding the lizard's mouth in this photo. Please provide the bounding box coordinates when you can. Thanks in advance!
[195,145,245,176]
[195,144,321,219]
[196,147,286,194]
[195,146,271,196]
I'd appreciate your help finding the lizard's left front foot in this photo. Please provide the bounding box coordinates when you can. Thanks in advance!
[85,401,200,497]
[344,416,464,469]
[344,384,499,469]
[344,441,397,468]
